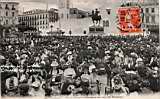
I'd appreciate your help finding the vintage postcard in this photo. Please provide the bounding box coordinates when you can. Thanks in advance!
[0,0,160,98]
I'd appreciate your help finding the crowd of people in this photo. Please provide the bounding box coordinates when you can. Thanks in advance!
[0,35,160,96]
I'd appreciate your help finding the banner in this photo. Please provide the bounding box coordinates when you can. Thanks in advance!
[117,7,143,33]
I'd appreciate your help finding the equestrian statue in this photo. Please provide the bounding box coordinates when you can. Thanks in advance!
[91,9,102,26]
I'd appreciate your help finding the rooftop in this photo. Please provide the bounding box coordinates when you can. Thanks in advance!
[22,8,58,15]
[0,0,19,4]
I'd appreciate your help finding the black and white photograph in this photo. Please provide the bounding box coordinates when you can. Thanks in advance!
[0,0,160,98]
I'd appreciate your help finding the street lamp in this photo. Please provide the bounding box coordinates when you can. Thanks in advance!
[83,30,87,35]
[69,29,72,36]
[50,25,53,32]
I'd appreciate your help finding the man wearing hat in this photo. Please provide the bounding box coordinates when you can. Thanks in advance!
[148,67,160,92]
[80,67,90,95]
[89,67,99,95]
[61,75,75,95]
[97,63,109,95]
[28,81,45,96]
[63,65,76,79]
[135,57,144,68]
[50,59,59,75]
[111,74,128,95]
[5,74,18,96]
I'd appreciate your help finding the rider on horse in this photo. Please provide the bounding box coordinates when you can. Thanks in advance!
[91,9,102,26]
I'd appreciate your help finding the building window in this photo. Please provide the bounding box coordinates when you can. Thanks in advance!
[146,16,150,23]
[67,14,69,19]
[61,14,63,18]
[145,8,149,13]
[12,5,15,10]
[6,11,8,16]
[0,4,2,9]
[43,15,45,19]
[12,12,15,17]
[151,8,155,13]
[73,10,76,14]
[6,20,8,24]
[5,4,9,10]
[151,16,155,23]
[40,15,42,19]
[37,15,39,19]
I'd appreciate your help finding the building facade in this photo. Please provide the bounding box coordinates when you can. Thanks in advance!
[58,0,89,19]
[0,1,19,26]
[141,0,159,33]
[69,8,89,18]
[18,8,58,31]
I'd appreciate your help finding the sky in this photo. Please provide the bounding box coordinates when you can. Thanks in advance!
[18,0,111,11]
[16,0,125,11]
[13,0,153,12]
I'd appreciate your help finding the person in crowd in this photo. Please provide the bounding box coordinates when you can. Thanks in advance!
[1,35,160,96]
[50,58,59,75]
[111,74,129,95]
[28,80,45,96]
[148,67,160,92]
[5,74,18,96]
[89,67,99,95]
[61,76,75,95]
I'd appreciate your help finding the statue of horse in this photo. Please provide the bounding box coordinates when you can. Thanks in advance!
[91,10,102,26]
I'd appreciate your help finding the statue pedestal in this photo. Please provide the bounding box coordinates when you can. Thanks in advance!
[89,25,104,34]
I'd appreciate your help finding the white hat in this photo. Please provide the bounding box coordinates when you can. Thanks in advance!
[153,67,159,71]
[105,51,110,54]
[119,54,124,58]
[52,78,56,82]
[88,46,92,49]
[58,69,64,75]
[51,61,59,67]
[118,48,121,51]
[89,65,96,73]
[67,51,72,55]
[41,61,46,65]
[32,81,40,88]
[130,52,138,57]
[64,68,76,77]
[136,58,143,63]
[114,51,119,56]
[81,74,90,81]
[0,55,5,59]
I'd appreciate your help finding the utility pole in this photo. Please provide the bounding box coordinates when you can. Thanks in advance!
[46,0,49,11]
